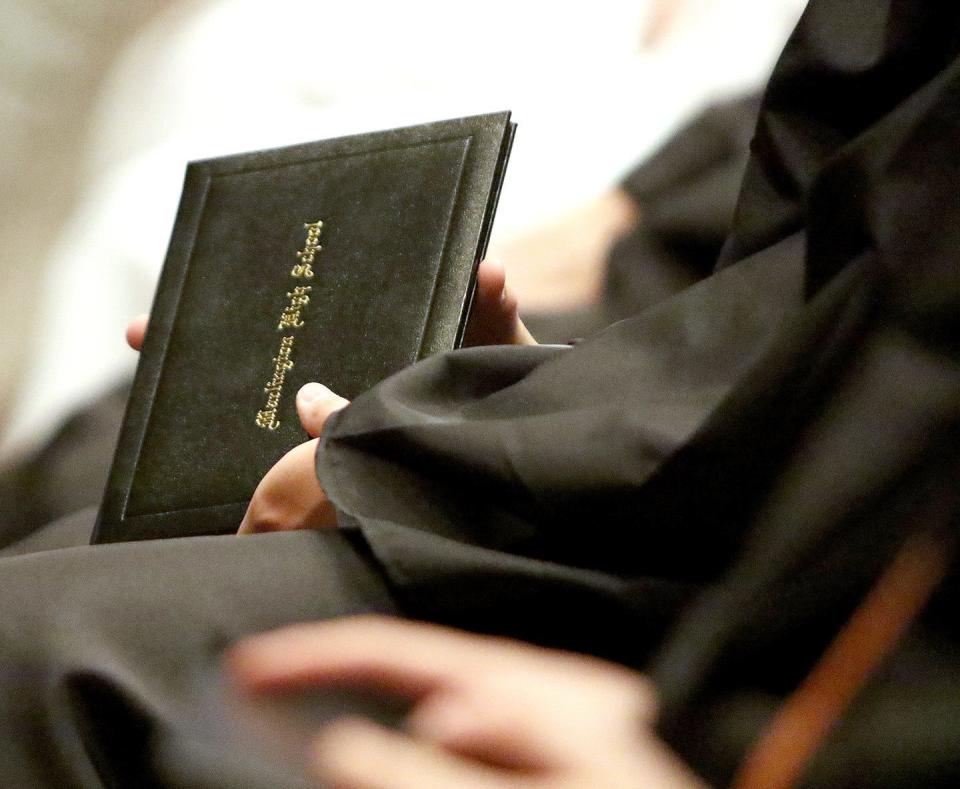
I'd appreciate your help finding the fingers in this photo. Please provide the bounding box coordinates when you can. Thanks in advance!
[229,616,490,695]
[296,383,350,437]
[236,384,346,534]
[229,616,652,713]
[237,438,336,534]
[513,315,537,346]
[464,259,537,347]
[313,718,509,789]
[229,616,670,788]
[126,314,149,351]
[475,257,507,305]
[408,694,554,772]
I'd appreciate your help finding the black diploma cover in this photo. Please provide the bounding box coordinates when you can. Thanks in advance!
[93,112,515,543]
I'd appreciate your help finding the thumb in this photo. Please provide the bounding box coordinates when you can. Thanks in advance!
[296,383,349,437]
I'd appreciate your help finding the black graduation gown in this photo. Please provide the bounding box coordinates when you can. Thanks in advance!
[313,0,960,783]
[0,0,958,786]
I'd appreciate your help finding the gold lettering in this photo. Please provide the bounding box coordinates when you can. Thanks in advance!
[292,220,323,278]
[277,311,303,330]
[255,219,325,430]
[256,410,280,430]
[255,335,296,430]
[291,261,314,278]
[277,285,311,330]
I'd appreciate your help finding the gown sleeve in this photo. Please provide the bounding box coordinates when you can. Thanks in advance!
[315,0,960,669]
[315,237,807,640]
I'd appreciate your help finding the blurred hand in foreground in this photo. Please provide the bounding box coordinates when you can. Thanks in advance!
[229,615,708,789]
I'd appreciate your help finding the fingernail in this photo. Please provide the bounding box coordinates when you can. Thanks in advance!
[298,382,329,403]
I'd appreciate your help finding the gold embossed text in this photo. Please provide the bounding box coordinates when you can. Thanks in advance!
[292,220,323,278]
[256,335,295,430]
[255,219,323,430]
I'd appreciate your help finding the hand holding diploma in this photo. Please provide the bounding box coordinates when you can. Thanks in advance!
[126,259,536,535]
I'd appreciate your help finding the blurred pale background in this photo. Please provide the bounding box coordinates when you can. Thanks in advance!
[0,0,805,466]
